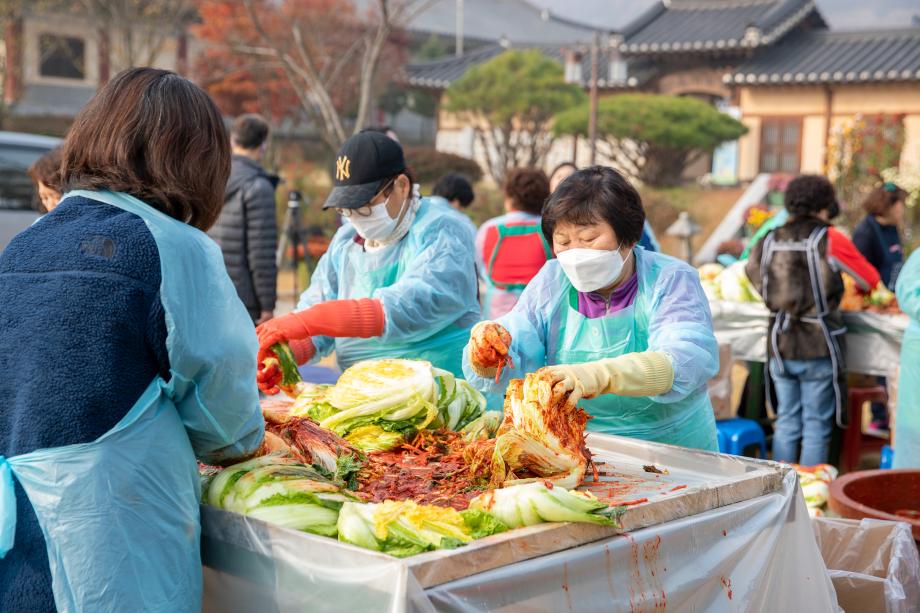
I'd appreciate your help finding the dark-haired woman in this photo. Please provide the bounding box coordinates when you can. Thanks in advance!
[476,167,552,318]
[853,183,907,432]
[0,69,264,611]
[464,166,719,450]
[26,146,63,213]
[853,182,907,289]
[256,130,479,381]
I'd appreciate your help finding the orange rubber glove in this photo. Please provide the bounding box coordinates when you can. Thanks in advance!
[256,338,316,394]
[469,321,512,379]
[256,298,385,365]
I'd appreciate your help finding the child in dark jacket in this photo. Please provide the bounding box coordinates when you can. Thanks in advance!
[745,176,846,466]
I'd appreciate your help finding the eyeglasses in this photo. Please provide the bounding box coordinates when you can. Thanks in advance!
[337,205,374,218]
[336,179,395,218]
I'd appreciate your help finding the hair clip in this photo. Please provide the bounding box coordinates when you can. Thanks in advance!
[883,182,898,192]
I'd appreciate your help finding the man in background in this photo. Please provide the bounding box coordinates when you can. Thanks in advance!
[210,114,279,324]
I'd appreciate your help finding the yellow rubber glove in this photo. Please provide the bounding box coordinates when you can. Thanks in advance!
[541,352,674,403]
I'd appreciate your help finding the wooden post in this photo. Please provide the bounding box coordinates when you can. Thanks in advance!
[176,31,188,76]
[822,84,833,172]
[4,17,23,106]
[455,0,464,57]
[98,28,110,86]
[588,32,599,166]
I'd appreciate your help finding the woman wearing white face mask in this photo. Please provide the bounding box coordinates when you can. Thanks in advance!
[463,166,719,450]
[256,131,480,387]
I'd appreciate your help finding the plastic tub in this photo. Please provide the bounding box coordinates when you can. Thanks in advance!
[828,469,920,540]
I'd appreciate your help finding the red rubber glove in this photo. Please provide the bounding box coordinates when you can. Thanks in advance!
[256,298,385,365]
[256,338,316,394]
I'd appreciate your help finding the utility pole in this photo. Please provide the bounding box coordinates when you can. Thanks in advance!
[456,0,464,57]
[588,32,600,166]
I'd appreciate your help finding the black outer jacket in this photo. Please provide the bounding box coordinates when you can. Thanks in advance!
[209,155,279,320]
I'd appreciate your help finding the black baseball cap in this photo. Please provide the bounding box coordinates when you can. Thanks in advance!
[323,131,406,210]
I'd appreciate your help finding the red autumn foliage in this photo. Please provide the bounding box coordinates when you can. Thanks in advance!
[193,0,407,135]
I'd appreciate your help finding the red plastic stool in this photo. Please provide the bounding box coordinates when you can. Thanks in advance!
[841,386,888,473]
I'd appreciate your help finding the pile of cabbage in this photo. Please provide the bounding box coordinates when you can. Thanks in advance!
[698,262,763,303]
[794,464,838,518]
[203,359,623,558]
[290,359,486,452]
[207,455,619,558]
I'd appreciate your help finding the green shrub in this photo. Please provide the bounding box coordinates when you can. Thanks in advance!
[403,146,483,185]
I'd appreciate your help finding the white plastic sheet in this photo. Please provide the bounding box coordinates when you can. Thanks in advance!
[813,518,920,613]
[709,301,907,377]
[425,469,837,612]
[201,468,838,612]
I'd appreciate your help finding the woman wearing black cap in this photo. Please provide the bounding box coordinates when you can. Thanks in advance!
[256,130,480,387]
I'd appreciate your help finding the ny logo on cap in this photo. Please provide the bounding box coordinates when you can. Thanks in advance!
[336,156,351,181]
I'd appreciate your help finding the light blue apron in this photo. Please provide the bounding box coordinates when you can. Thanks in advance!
[1,190,262,612]
[551,278,718,451]
[333,201,474,377]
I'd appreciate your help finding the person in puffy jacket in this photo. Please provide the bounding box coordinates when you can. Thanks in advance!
[209,114,279,324]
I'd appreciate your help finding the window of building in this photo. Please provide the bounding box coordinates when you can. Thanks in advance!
[759,117,801,173]
[39,34,86,80]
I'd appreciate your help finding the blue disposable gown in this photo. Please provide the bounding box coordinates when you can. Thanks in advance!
[463,248,720,450]
[0,190,264,612]
[894,249,920,468]
[299,197,480,377]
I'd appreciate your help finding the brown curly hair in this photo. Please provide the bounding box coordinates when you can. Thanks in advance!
[504,167,550,215]
[862,183,908,217]
[27,146,63,193]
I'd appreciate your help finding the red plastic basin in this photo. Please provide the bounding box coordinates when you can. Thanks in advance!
[828,469,920,540]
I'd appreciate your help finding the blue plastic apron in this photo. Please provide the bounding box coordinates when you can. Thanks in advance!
[0,190,259,612]
[334,218,472,377]
[551,280,718,451]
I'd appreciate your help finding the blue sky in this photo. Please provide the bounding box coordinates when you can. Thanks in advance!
[527,0,920,31]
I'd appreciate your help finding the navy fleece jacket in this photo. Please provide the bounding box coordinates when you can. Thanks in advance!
[0,196,170,612]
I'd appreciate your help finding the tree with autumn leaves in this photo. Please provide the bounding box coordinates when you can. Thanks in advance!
[194,0,434,153]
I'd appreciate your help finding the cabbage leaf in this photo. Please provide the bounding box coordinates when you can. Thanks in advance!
[468,482,622,529]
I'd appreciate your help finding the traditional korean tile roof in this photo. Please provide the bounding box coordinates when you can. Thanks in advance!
[404,44,648,90]
[619,0,821,54]
[405,45,510,90]
[726,28,920,86]
[356,0,598,47]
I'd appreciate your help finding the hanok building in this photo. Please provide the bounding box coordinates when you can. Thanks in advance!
[406,0,920,183]
[2,6,196,134]
[726,27,920,181]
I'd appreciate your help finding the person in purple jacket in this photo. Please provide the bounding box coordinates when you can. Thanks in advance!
[463,166,719,450]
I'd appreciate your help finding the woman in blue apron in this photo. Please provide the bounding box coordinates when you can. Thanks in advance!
[256,131,480,387]
[464,167,719,450]
[0,68,265,612]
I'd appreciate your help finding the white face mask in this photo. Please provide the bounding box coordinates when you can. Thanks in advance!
[349,197,400,242]
[556,246,631,293]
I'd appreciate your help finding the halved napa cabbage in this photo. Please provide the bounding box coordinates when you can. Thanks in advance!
[337,499,507,557]
[468,482,621,529]
[490,373,592,489]
[206,454,359,537]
